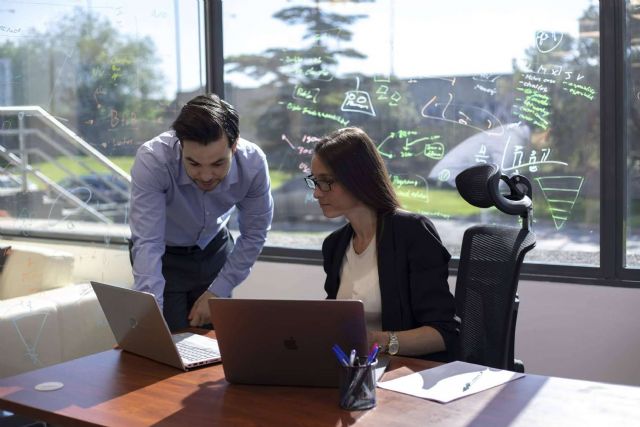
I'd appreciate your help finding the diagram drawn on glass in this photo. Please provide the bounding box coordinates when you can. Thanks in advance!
[421,92,505,136]
[341,77,376,117]
[377,131,444,160]
[535,30,564,53]
[534,176,585,230]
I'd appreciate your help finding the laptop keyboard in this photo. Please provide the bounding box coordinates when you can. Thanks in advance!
[172,333,221,363]
[176,341,220,361]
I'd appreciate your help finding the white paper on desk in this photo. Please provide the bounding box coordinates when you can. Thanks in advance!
[377,360,525,403]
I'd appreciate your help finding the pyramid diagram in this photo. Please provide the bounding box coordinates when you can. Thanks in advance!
[534,176,585,230]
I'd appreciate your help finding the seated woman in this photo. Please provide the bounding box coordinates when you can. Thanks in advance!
[306,127,459,361]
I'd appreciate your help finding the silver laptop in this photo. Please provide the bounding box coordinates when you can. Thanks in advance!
[209,298,370,387]
[91,281,221,370]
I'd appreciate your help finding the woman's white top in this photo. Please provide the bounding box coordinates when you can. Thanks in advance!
[337,234,382,330]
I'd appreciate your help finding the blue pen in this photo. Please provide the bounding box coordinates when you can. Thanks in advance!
[367,342,378,357]
[332,344,349,367]
[366,343,380,365]
[333,344,349,361]
[332,346,349,367]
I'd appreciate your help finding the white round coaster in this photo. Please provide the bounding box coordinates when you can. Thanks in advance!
[34,381,64,392]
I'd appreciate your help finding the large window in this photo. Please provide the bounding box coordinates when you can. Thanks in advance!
[1,0,639,286]
[0,0,204,241]
[0,0,205,379]
[223,0,601,268]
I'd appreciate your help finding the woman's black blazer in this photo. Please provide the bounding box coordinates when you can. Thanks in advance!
[322,210,459,360]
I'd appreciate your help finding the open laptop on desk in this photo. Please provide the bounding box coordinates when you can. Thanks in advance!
[209,298,381,387]
[91,281,221,371]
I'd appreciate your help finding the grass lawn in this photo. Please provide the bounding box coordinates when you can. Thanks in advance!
[33,157,135,184]
[397,187,480,217]
[269,170,293,190]
[29,158,480,219]
[34,158,293,189]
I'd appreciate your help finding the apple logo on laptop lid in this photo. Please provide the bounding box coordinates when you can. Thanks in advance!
[129,317,138,329]
[283,336,298,350]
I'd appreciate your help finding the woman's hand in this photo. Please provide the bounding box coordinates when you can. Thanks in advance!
[367,329,386,349]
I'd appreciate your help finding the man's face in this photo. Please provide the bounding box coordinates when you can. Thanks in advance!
[181,135,236,192]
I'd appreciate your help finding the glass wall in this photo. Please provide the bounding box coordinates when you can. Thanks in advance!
[0,1,637,279]
[0,0,204,241]
[223,0,601,266]
[0,0,204,379]
[1,0,639,380]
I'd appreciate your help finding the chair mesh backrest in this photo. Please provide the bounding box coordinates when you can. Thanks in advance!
[455,225,536,369]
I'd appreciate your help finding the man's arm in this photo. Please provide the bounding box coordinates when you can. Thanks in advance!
[210,155,273,297]
[188,153,273,327]
[129,147,168,308]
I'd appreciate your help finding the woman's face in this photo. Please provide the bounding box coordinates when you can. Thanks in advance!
[310,155,363,219]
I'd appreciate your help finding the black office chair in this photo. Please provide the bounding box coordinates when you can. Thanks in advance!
[454,163,536,372]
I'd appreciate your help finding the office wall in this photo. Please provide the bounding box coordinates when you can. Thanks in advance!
[515,279,640,386]
[236,261,640,386]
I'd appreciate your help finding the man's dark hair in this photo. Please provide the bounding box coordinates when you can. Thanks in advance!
[314,127,400,215]
[172,93,239,147]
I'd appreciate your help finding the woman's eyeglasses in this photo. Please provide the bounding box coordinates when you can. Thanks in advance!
[304,174,335,192]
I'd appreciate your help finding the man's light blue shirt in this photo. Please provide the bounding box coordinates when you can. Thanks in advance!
[129,131,273,307]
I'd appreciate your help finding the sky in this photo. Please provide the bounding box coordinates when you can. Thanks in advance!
[223,0,596,87]
[0,0,204,99]
[0,0,596,94]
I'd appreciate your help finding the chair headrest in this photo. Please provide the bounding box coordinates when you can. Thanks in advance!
[455,164,533,218]
[454,164,498,209]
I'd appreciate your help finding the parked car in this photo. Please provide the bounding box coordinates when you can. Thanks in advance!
[46,174,130,205]
[271,177,323,223]
[0,174,38,197]
[42,174,130,222]
[270,177,352,231]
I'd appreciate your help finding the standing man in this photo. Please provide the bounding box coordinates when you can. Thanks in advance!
[129,93,273,331]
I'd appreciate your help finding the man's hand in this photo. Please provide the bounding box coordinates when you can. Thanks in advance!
[188,290,218,327]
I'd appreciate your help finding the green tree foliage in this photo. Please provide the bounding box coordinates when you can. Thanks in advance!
[517,4,600,180]
[0,8,169,155]
[226,1,371,86]
[225,0,373,150]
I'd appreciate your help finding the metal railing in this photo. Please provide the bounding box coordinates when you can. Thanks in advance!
[0,106,131,224]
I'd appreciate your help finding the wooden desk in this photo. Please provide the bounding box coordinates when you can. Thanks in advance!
[1,334,640,426]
